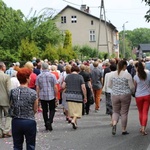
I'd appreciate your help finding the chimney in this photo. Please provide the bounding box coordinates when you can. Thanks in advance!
[80,5,90,13]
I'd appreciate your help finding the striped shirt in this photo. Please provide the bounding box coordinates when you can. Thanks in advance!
[36,70,57,100]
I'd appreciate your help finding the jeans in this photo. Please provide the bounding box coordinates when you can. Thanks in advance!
[40,99,55,126]
[12,118,36,150]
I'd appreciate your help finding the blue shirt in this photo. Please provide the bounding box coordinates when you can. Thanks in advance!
[5,68,16,77]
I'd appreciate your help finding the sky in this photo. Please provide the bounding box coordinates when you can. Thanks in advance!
[3,0,150,31]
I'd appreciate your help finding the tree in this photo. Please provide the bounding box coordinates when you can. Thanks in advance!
[0,1,25,51]
[0,2,63,61]
[119,28,150,58]
[142,0,150,22]
[41,43,59,62]
[63,30,72,49]
[32,18,63,50]
[19,38,39,61]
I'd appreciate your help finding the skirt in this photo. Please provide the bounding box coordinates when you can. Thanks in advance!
[68,102,82,118]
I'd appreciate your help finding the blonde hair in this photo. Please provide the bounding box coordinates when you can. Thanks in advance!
[80,64,86,71]
[24,61,34,71]
[51,65,57,71]
[85,66,91,73]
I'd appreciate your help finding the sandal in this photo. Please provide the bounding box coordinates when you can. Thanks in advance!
[71,121,77,129]
[139,128,142,133]
[141,131,148,136]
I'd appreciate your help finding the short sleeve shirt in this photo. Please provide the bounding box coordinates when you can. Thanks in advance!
[134,72,150,97]
[10,87,37,120]
[36,70,57,100]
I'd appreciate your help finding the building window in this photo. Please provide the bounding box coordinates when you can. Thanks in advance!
[71,16,77,23]
[89,30,96,42]
[61,16,66,23]
[91,20,93,25]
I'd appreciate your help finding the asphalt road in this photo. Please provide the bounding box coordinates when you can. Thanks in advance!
[1,95,150,150]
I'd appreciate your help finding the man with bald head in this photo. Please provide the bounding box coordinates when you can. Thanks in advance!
[0,62,11,138]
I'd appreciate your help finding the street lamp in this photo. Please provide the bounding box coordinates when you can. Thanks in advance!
[123,21,128,58]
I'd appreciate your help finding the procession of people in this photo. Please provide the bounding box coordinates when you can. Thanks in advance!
[1,57,150,149]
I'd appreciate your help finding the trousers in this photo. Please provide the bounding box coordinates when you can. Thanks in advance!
[136,95,150,126]
[40,99,55,126]
[12,118,36,150]
[111,94,131,127]
[93,88,102,110]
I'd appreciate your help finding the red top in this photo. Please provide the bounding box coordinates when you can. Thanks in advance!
[51,71,60,100]
[28,72,37,89]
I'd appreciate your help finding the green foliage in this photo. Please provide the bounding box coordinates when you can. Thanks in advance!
[119,28,150,59]
[0,47,19,62]
[0,1,63,61]
[72,45,107,60]
[41,43,59,62]
[0,2,25,50]
[142,0,150,22]
[19,38,39,61]
[32,19,63,50]
[63,30,72,49]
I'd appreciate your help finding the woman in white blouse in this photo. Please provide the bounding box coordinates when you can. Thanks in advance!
[108,60,135,136]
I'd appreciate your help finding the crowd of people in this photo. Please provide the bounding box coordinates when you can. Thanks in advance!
[0,57,150,149]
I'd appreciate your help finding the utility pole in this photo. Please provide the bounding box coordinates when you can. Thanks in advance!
[97,0,109,57]
[122,21,128,58]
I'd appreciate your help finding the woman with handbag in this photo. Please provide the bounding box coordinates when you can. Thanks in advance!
[10,68,38,150]
[133,61,150,135]
[62,65,87,129]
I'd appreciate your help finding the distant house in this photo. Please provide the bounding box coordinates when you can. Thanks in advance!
[137,44,150,58]
[55,5,119,57]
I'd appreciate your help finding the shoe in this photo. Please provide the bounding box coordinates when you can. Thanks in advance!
[66,117,69,121]
[122,131,129,135]
[49,124,53,131]
[71,121,77,129]
[112,125,116,135]
[68,119,72,124]
[46,120,53,131]
[3,132,11,138]
[95,110,98,113]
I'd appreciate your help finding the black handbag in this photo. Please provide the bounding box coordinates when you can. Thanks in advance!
[90,95,94,105]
